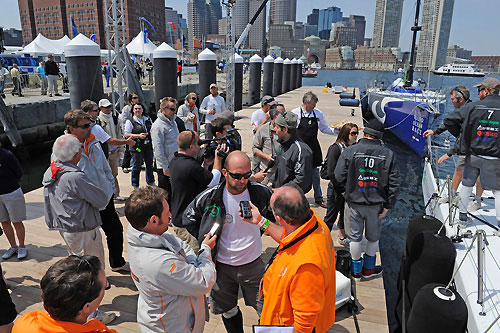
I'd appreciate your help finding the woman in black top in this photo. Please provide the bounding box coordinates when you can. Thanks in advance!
[324,123,359,245]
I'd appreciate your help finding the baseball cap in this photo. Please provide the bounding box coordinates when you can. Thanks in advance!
[474,77,500,89]
[210,83,218,89]
[218,110,235,122]
[261,95,277,106]
[275,111,298,129]
[98,99,112,108]
[363,119,384,139]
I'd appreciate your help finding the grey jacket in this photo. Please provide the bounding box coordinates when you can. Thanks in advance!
[127,226,216,333]
[151,112,179,171]
[42,161,108,232]
[177,102,200,132]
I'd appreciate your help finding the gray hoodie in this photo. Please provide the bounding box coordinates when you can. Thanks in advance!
[127,226,216,333]
[151,112,179,171]
[42,161,109,232]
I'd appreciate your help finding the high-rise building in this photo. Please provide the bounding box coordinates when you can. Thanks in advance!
[330,20,357,50]
[17,0,166,48]
[207,0,222,36]
[188,0,207,49]
[233,0,249,39]
[372,0,403,48]
[349,15,366,48]
[307,9,319,26]
[304,24,318,38]
[415,0,455,70]
[318,6,342,40]
[166,7,180,44]
[269,0,296,25]
[248,0,266,54]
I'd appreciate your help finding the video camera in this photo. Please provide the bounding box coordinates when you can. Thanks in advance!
[199,128,240,160]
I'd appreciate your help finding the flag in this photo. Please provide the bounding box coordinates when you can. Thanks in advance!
[71,17,78,38]
[90,34,96,42]
[182,35,186,49]
[144,27,148,43]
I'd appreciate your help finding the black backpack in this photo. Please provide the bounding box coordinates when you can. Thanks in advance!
[320,143,345,180]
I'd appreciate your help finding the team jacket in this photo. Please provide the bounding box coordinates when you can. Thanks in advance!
[334,138,400,209]
[182,180,274,261]
[260,211,336,332]
[271,134,313,193]
[443,94,500,157]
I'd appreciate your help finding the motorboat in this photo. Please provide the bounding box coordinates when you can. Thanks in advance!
[432,63,485,77]
[302,69,318,78]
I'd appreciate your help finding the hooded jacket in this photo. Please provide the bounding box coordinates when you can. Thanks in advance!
[127,226,216,333]
[151,112,179,171]
[12,310,116,333]
[42,161,108,233]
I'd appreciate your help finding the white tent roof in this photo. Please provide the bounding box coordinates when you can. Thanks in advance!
[126,31,157,57]
[22,33,71,56]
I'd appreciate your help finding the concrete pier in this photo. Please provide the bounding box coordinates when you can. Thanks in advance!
[1,86,388,333]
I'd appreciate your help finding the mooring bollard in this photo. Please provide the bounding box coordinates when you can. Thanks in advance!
[248,54,262,106]
[198,48,217,101]
[282,58,291,94]
[153,42,177,110]
[272,57,283,97]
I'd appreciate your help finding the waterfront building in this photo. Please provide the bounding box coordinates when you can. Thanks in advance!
[470,56,500,74]
[354,46,402,71]
[304,24,318,39]
[269,0,296,25]
[372,0,403,48]
[325,46,354,69]
[330,23,357,50]
[2,28,23,47]
[307,9,319,26]
[447,45,472,61]
[318,6,342,40]
[349,15,366,49]
[415,0,455,71]
[17,0,166,48]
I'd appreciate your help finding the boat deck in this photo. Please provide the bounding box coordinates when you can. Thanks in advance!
[1,86,388,332]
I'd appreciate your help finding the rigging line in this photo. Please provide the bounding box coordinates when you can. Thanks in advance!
[446,232,478,289]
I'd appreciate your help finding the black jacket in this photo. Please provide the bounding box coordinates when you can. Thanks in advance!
[443,94,500,157]
[0,148,22,195]
[271,134,313,193]
[169,152,213,227]
[44,60,59,75]
[326,142,346,192]
[182,180,274,260]
[334,138,400,209]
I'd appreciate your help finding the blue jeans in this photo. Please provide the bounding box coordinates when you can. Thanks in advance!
[0,80,4,94]
[130,145,154,187]
[312,166,323,202]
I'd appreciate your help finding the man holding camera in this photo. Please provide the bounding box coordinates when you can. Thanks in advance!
[182,151,274,333]
[169,131,225,252]
[251,96,276,136]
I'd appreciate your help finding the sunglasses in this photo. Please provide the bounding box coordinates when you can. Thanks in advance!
[132,96,139,99]
[76,123,91,129]
[478,87,486,93]
[167,107,176,111]
[226,170,252,180]
[191,97,197,100]
[350,131,359,136]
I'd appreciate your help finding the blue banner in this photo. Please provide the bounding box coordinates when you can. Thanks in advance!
[71,18,78,38]
[90,34,96,42]
[144,27,148,43]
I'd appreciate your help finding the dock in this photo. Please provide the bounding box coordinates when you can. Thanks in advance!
[0,85,388,332]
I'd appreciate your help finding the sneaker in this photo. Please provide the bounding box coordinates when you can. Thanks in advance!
[362,265,383,278]
[114,196,128,202]
[351,271,361,281]
[111,262,130,272]
[17,247,27,260]
[338,237,350,248]
[122,167,130,174]
[2,248,17,259]
[315,200,327,208]
[95,310,116,325]
[55,93,62,96]
[468,200,481,212]
[458,213,473,228]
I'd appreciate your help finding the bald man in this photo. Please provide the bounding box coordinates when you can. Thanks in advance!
[242,185,336,332]
[182,151,275,333]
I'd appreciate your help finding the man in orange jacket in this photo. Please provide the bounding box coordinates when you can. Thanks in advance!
[12,256,116,333]
[243,185,336,332]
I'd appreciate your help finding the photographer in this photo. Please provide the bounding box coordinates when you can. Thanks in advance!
[200,117,237,169]
[169,131,225,251]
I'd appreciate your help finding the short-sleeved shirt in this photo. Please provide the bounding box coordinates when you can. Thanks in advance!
[91,124,111,144]
[250,109,267,134]
[36,66,46,78]
[0,68,9,81]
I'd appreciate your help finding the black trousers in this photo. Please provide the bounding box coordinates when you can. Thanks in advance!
[99,196,126,268]
[121,146,132,168]
[157,169,172,207]
[324,185,345,231]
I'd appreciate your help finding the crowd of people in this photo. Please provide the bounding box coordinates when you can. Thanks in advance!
[3,75,499,332]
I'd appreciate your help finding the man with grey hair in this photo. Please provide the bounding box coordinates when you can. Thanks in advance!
[292,91,337,208]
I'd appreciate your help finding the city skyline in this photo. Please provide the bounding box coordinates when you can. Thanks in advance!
[3,0,500,55]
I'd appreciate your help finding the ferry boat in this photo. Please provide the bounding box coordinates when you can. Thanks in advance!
[431,63,485,77]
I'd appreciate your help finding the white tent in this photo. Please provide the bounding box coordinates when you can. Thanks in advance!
[126,31,157,57]
[22,33,71,56]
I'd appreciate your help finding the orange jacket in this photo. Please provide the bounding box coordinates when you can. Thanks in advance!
[12,310,117,333]
[260,211,336,332]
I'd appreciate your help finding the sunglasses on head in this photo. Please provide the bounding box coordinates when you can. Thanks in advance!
[452,87,465,99]
[76,123,91,129]
[226,170,252,180]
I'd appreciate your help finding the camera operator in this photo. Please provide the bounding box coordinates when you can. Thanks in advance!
[200,118,237,169]
[252,104,285,184]
[169,131,226,252]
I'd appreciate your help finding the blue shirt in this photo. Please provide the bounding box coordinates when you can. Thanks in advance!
[36,66,46,78]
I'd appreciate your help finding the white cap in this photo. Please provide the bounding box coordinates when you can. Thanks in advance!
[250,54,262,63]
[234,53,243,64]
[284,58,291,65]
[64,34,100,57]
[198,48,217,61]
[274,57,283,64]
[98,99,112,108]
[264,55,275,63]
[153,42,177,59]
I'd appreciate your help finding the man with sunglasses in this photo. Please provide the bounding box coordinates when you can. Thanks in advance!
[169,130,225,252]
[152,97,180,203]
[251,95,277,136]
[441,77,500,227]
[182,151,275,333]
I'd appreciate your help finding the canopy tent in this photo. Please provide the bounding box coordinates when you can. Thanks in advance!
[21,34,72,56]
[126,31,157,57]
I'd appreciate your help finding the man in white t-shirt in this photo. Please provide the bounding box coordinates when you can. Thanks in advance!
[182,151,275,333]
[200,83,226,139]
[250,95,276,136]
[0,63,8,99]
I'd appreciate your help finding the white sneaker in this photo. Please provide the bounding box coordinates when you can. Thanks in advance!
[468,200,481,212]
[95,310,117,325]
[2,247,17,259]
[111,262,130,272]
[438,195,450,204]
[338,237,350,248]
[17,247,27,259]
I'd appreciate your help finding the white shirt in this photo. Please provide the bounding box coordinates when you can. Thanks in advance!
[199,94,226,124]
[217,188,262,265]
[0,68,8,81]
[291,106,337,135]
[250,109,267,135]
[91,124,111,144]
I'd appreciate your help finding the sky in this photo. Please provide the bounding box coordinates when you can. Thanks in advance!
[3,0,500,55]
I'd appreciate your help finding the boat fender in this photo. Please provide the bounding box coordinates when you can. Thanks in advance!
[340,91,356,99]
[407,283,467,333]
[339,99,360,107]
[405,214,446,254]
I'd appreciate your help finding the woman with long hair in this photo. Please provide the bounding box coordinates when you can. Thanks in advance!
[324,122,359,245]
[177,92,200,133]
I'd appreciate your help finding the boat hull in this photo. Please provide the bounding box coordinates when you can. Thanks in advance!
[431,71,485,77]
